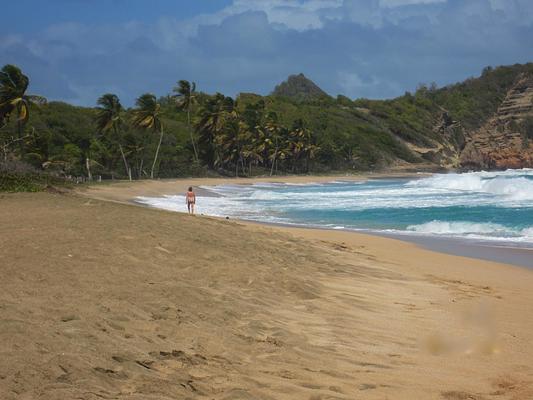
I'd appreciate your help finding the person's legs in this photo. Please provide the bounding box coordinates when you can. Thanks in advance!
[191,203,195,215]
[187,202,191,214]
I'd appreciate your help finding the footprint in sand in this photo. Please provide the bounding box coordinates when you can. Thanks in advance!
[155,245,172,254]
[93,367,128,380]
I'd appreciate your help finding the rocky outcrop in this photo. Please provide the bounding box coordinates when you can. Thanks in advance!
[272,73,329,100]
[412,109,466,168]
[434,110,466,148]
[460,74,533,170]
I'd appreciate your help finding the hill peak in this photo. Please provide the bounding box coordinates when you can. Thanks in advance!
[272,73,329,100]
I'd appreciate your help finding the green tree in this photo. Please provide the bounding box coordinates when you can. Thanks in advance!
[238,101,265,175]
[95,94,132,180]
[215,115,241,175]
[174,80,199,162]
[263,112,286,176]
[132,93,164,179]
[241,122,265,176]
[196,93,236,168]
[288,119,318,172]
[0,64,46,154]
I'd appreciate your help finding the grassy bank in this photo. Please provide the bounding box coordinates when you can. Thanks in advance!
[0,161,69,192]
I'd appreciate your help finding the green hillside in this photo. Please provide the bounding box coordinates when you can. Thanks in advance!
[1,62,532,186]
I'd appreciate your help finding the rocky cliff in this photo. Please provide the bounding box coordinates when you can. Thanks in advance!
[460,74,533,169]
[272,73,330,100]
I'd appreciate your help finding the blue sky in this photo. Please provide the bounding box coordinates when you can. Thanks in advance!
[1,0,532,106]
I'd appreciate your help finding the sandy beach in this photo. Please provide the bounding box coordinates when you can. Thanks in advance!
[1,177,533,399]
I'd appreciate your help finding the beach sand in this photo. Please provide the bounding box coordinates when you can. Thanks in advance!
[1,178,533,399]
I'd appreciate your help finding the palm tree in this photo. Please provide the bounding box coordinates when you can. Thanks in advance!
[288,119,318,172]
[174,80,199,162]
[132,93,163,179]
[95,93,132,180]
[264,112,285,176]
[239,101,265,175]
[0,64,46,149]
[214,116,241,175]
[196,93,235,168]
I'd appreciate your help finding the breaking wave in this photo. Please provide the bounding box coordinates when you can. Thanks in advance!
[406,169,533,202]
[137,169,533,246]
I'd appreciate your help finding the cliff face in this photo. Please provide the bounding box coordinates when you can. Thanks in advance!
[460,74,533,170]
[428,110,466,168]
[403,111,465,169]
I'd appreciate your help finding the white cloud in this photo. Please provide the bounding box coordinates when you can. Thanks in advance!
[1,0,532,105]
[222,0,343,30]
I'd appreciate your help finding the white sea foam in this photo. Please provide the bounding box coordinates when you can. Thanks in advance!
[405,221,533,243]
[521,227,533,238]
[407,221,510,236]
[406,169,533,202]
[137,170,533,245]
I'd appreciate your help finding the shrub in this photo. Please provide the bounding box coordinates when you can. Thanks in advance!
[0,159,68,192]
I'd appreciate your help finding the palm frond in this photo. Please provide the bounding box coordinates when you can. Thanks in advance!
[0,64,29,99]
[0,64,45,124]
[131,93,162,134]
[95,93,123,134]
[16,100,29,123]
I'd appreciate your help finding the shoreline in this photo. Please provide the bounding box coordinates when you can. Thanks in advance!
[378,232,533,269]
[82,175,533,270]
[78,171,428,202]
[242,219,533,270]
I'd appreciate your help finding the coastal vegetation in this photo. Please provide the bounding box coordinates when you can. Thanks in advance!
[131,93,165,179]
[1,62,532,190]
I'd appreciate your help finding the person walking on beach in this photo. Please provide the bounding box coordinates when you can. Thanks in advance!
[186,186,196,215]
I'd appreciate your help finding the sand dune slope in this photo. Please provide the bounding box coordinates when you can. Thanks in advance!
[1,192,533,399]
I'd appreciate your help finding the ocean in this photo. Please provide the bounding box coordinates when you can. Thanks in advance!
[137,169,533,249]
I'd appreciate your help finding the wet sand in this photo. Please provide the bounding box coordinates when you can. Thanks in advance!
[382,234,533,269]
[1,179,533,399]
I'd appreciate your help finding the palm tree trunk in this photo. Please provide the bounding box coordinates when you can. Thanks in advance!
[117,143,132,181]
[270,147,278,176]
[240,157,246,176]
[151,129,164,179]
[187,107,199,163]
[113,125,131,181]
[85,157,92,181]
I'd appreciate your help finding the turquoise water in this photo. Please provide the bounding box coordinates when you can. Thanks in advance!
[137,169,533,247]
